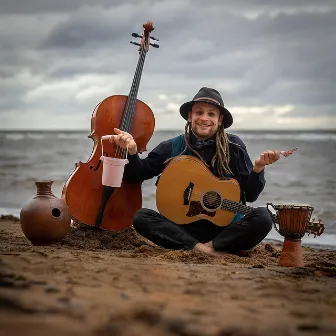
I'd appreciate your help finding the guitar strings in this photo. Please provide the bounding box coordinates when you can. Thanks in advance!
[179,189,246,209]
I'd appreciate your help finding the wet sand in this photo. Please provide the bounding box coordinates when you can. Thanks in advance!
[1,216,336,336]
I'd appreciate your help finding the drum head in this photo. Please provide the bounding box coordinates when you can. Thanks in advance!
[272,203,313,211]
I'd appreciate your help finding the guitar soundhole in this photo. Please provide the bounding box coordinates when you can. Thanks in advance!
[202,191,221,211]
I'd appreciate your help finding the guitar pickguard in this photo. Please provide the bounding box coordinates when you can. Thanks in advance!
[186,201,216,218]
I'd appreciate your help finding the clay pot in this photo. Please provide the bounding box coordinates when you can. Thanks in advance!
[20,181,71,245]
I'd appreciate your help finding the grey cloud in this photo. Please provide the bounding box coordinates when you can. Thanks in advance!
[0,0,128,14]
[2,0,335,15]
[39,2,195,50]
[259,10,336,38]
[39,6,134,49]
[290,105,335,118]
[0,0,336,129]
[193,0,336,11]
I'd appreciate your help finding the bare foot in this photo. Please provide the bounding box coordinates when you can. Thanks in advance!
[204,241,254,257]
[192,243,227,258]
[204,241,213,248]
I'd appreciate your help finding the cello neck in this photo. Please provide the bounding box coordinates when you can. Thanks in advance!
[120,47,147,132]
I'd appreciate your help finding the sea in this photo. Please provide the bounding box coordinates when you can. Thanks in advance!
[0,129,335,249]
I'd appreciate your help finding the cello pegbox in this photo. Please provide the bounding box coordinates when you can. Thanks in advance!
[131,33,142,39]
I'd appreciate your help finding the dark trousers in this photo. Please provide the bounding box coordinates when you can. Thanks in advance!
[133,207,273,253]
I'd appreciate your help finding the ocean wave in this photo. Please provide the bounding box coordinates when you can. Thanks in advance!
[1,131,335,142]
[57,133,87,140]
[1,132,87,141]
[236,132,336,142]
[2,133,25,141]
[6,178,68,187]
[0,207,21,218]
[0,132,49,141]
[27,133,46,140]
[0,163,32,169]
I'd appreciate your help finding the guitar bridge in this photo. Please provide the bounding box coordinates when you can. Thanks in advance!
[186,201,216,218]
[183,182,194,205]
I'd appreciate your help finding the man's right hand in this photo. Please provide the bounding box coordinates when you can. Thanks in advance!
[106,128,138,155]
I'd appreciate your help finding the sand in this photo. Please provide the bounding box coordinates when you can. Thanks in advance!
[1,215,336,336]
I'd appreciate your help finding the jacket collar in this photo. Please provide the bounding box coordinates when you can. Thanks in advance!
[190,130,216,149]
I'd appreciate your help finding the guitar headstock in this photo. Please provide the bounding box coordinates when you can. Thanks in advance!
[307,218,324,237]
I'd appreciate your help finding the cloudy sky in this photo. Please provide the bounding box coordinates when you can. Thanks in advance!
[1,0,335,131]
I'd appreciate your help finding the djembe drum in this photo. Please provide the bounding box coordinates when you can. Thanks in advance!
[267,203,324,267]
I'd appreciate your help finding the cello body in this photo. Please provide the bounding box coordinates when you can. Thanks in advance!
[62,22,157,231]
[62,95,154,230]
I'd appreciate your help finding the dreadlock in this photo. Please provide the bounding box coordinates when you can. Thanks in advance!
[164,121,233,178]
[212,122,233,177]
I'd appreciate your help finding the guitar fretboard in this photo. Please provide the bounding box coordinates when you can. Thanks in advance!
[220,199,253,215]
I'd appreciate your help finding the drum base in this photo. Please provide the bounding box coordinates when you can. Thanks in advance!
[279,238,304,267]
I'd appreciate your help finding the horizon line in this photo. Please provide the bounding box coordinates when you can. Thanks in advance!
[0,128,336,133]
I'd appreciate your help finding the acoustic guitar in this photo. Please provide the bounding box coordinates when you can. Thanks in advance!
[156,155,324,236]
[156,155,249,226]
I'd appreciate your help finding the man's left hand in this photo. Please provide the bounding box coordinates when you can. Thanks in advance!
[253,150,280,173]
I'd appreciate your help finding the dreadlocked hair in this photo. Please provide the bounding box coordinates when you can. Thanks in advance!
[212,122,233,177]
[164,121,233,178]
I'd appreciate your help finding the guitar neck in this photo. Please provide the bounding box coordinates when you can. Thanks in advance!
[220,199,253,215]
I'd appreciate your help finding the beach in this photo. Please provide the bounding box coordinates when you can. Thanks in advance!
[1,216,336,336]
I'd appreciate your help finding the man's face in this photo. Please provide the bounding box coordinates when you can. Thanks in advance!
[188,102,223,139]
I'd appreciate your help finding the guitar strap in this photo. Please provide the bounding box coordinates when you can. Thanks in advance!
[171,134,188,157]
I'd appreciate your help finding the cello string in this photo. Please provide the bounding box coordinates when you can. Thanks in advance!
[123,47,146,130]
[123,47,146,132]
[115,51,143,158]
[116,46,147,159]
[116,47,146,158]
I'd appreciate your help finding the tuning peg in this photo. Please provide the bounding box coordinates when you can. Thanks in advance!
[150,36,159,41]
[130,41,141,46]
[131,33,142,39]
[150,43,159,48]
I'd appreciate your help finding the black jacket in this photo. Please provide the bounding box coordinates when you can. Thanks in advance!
[124,132,265,203]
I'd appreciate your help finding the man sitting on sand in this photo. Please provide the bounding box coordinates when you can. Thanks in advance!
[109,87,280,257]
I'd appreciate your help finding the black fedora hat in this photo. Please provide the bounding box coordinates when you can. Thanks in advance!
[179,87,233,129]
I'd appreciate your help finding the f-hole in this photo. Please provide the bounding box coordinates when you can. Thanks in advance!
[90,152,109,171]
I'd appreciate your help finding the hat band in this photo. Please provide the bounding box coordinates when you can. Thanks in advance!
[194,97,221,106]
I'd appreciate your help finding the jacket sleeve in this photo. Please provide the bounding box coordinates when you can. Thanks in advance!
[123,139,172,183]
[230,135,266,203]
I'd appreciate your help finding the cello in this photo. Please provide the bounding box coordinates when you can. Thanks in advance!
[62,21,158,231]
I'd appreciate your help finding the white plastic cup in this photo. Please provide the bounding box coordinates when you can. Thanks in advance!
[100,156,129,187]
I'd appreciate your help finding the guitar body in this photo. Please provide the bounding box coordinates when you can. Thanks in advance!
[156,155,241,226]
